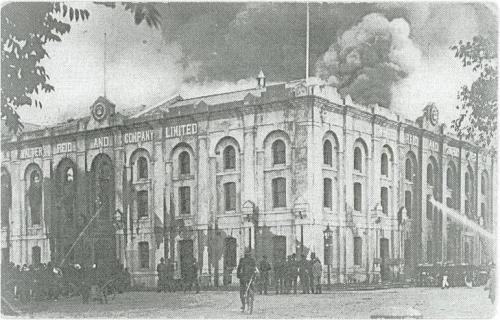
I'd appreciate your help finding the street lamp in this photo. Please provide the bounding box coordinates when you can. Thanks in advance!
[323,224,333,289]
[293,197,308,256]
[242,200,258,255]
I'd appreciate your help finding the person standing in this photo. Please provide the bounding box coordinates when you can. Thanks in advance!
[441,264,450,289]
[307,253,315,294]
[485,264,495,304]
[157,257,168,293]
[313,258,323,294]
[258,255,271,295]
[299,254,310,294]
[274,258,284,294]
[286,254,298,294]
[237,251,256,312]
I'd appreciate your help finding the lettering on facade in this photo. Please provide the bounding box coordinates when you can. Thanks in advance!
[445,146,459,158]
[165,123,198,138]
[404,133,419,146]
[54,142,75,154]
[427,139,439,152]
[19,146,44,159]
[90,136,111,149]
[123,130,154,144]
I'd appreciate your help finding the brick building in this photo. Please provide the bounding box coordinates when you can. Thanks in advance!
[1,75,496,287]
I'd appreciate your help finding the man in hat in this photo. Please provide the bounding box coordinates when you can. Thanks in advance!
[258,255,271,295]
[157,257,168,292]
[237,251,257,312]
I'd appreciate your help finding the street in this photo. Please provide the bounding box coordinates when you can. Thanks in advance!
[12,287,496,318]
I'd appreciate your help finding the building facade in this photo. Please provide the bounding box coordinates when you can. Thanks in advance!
[1,77,496,287]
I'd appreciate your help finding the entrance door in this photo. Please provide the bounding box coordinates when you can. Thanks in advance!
[380,238,389,281]
[179,240,194,279]
[223,237,237,285]
[272,236,287,265]
[32,246,41,265]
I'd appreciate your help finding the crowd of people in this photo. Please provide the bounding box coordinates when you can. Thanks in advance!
[1,260,131,305]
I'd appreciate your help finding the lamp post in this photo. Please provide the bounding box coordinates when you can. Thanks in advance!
[323,224,333,289]
[242,200,258,257]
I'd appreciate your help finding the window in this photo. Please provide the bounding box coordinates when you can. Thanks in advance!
[447,167,454,189]
[427,240,432,262]
[405,191,412,218]
[481,203,486,226]
[179,186,191,214]
[465,199,470,217]
[137,157,148,179]
[1,169,11,227]
[405,159,412,181]
[139,242,149,268]
[354,147,362,172]
[223,146,236,170]
[137,190,148,218]
[427,163,434,186]
[324,178,332,208]
[380,187,388,215]
[381,153,388,176]
[353,182,362,211]
[272,178,286,208]
[465,172,470,194]
[323,140,332,166]
[28,170,42,225]
[481,173,487,195]
[272,140,286,165]
[224,182,236,211]
[32,246,41,265]
[426,195,433,220]
[354,237,362,266]
[179,151,190,175]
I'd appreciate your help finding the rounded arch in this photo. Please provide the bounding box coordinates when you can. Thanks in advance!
[427,156,439,186]
[25,163,43,226]
[354,137,368,155]
[171,142,195,177]
[353,138,368,173]
[446,161,457,188]
[169,142,195,162]
[25,163,43,184]
[129,148,151,180]
[263,130,291,149]
[323,130,340,149]
[264,130,291,167]
[56,157,77,185]
[214,136,241,154]
[404,151,418,182]
[381,145,394,178]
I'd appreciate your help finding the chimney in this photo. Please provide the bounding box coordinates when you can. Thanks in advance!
[257,70,266,88]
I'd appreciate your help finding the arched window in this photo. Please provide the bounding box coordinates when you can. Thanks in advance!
[323,140,332,166]
[447,167,454,189]
[465,172,470,194]
[1,168,12,227]
[405,159,412,181]
[272,177,286,208]
[481,172,488,195]
[353,237,362,266]
[380,187,388,215]
[353,182,362,211]
[426,195,433,220]
[427,163,434,186]
[323,178,332,208]
[381,153,388,176]
[223,146,236,170]
[354,147,362,172]
[272,140,286,165]
[137,156,148,179]
[405,191,412,218]
[179,151,190,175]
[28,170,42,225]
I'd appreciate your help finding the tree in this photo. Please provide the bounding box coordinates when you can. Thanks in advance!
[451,36,497,147]
[1,2,161,133]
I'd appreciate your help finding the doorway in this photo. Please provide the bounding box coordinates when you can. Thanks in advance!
[179,239,194,280]
[223,237,237,285]
[272,236,287,265]
[380,238,389,281]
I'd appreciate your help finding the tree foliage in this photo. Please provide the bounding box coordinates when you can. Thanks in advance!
[451,36,497,147]
[1,2,161,134]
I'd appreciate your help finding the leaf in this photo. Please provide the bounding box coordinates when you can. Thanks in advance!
[75,9,79,21]
[63,4,67,16]
[69,7,74,21]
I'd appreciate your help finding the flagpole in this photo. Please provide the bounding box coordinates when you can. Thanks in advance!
[306,1,310,81]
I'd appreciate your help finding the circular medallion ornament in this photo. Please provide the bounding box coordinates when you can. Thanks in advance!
[430,106,439,125]
[93,103,107,121]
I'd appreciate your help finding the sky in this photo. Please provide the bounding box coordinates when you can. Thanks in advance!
[14,2,498,128]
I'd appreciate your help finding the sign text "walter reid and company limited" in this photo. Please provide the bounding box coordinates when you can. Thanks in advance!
[165,123,198,138]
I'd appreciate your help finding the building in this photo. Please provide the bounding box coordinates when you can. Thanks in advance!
[1,75,496,287]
